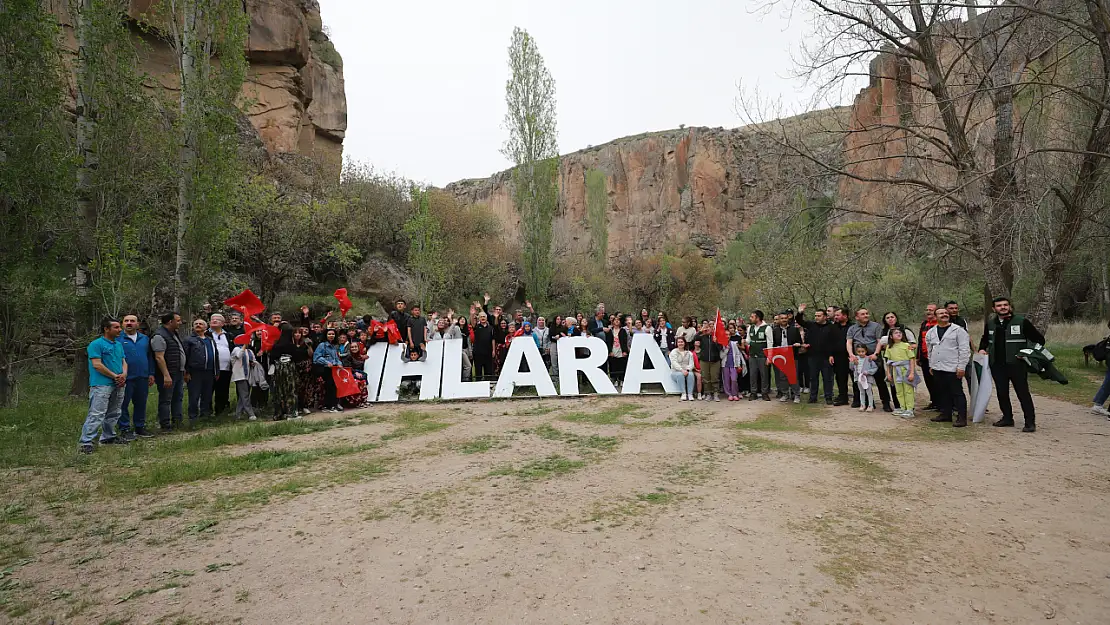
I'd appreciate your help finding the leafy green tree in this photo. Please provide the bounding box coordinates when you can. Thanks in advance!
[0,0,74,406]
[585,169,608,263]
[404,187,448,310]
[502,26,559,304]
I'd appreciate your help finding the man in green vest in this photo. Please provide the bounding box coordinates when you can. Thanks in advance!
[978,296,1046,432]
[746,310,772,401]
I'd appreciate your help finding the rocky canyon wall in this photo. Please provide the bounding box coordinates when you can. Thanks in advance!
[446,109,847,261]
[47,0,346,173]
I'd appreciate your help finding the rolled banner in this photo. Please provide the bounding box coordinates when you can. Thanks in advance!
[966,355,979,411]
[971,353,993,423]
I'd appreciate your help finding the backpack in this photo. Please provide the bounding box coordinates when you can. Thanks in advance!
[1093,337,1109,363]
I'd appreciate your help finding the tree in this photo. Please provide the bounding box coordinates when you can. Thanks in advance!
[502,26,559,304]
[0,0,74,406]
[404,187,448,310]
[150,0,248,313]
[744,0,1110,329]
[585,168,609,263]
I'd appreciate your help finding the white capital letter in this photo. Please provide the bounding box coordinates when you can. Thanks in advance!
[441,338,491,400]
[557,336,618,396]
[377,341,445,402]
[363,341,389,402]
[622,333,680,394]
[494,337,558,398]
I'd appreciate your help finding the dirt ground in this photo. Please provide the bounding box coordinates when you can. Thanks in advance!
[6,388,1110,625]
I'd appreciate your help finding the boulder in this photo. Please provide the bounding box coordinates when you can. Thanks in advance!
[245,0,310,68]
[349,256,418,314]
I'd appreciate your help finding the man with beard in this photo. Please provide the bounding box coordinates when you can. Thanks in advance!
[979,296,1046,432]
[796,304,836,405]
[745,310,772,401]
[771,311,803,403]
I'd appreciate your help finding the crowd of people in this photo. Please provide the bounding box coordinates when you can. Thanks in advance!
[78,293,1065,453]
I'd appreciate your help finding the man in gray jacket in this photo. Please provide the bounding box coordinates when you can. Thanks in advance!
[430,317,472,381]
[925,308,971,427]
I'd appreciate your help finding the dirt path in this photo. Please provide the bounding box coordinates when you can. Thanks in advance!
[6,390,1110,624]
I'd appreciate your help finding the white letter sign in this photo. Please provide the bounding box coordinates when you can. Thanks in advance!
[377,341,445,402]
[556,336,618,396]
[622,333,680,394]
[494,337,558,398]
[441,338,491,400]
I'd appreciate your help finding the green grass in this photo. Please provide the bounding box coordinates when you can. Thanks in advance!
[116,582,181,604]
[103,443,378,493]
[735,434,894,482]
[1028,345,1105,406]
[487,455,586,480]
[584,488,679,526]
[453,435,505,454]
[381,411,450,441]
[530,423,619,452]
[516,403,559,416]
[559,402,647,425]
[734,403,825,432]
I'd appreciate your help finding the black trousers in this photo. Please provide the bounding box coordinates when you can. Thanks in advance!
[213,370,232,413]
[313,364,338,409]
[796,352,809,389]
[918,357,937,406]
[808,356,833,401]
[853,357,892,407]
[992,362,1035,425]
[473,354,494,381]
[833,355,850,402]
[933,370,967,419]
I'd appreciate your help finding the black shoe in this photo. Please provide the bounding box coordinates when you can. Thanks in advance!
[851,403,861,409]
[79,444,94,455]
[99,437,128,445]
[992,419,1015,428]
[882,404,893,413]
[924,403,937,410]
[122,431,138,442]
[763,395,771,401]
[832,398,845,406]
[134,428,155,439]
[825,398,833,405]
[1022,425,1036,433]
[931,415,953,423]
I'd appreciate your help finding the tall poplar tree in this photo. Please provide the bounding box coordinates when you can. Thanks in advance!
[502,26,559,303]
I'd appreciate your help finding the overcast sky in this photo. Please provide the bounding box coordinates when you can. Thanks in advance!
[321,0,857,187]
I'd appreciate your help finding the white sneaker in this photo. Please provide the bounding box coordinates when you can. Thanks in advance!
[248,415,257,421]
[779,396,788,402]
[680,394,689,401]
[793,397,800,404]
[1090,404,1110,416]
[713,393,720,402]
[902,411,914,419]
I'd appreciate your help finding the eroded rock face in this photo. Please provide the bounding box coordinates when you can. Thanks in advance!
[446,112,846,261]
[49,0,346,172]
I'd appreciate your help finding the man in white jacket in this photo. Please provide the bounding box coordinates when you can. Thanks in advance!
[925,308,971,427]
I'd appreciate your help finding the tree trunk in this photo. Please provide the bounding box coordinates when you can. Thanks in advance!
[71,0,98,397]
[173,1,198,313]
[0,351,14,409]
[1101,254,1109,317]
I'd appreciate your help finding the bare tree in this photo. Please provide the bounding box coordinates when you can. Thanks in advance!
[742,0,1110,329]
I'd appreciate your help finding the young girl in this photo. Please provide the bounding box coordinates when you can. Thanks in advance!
[723,322,747,401]
[692,339,704,400]
[884,328,918,418]
[230,342,258,421]
[852,344,878,412]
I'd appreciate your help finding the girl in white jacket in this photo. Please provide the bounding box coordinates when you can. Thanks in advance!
[231,344,258,421]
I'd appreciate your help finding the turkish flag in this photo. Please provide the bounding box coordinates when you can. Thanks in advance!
[764,346,798,385]
[233,319,258,345]
[224,289,264,318]
[384,320,402,344]
[713,308,729,347]
[334,288,353,318]
[333,366,360,398]
[257,323,281,353]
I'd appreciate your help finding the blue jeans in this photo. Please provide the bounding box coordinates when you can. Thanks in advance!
[157,372,184,428]
[187,370,215,420]
[671,371,694,396]
[1094,365,1110,406]
[79,385,124,445]
[119,377,149,432]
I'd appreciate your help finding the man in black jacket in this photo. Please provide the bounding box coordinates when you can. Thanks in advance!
[979,297,1046,432]
[830,307,852,405]
[770,311,803,402]
[472,312,497,382]
[917,303,939,409]
[796,304,836,404]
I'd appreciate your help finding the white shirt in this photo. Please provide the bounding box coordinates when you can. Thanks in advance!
[211,329,232,371]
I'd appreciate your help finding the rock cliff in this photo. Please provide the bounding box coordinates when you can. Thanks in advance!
[48,0,346,173]
[446,109,847,260]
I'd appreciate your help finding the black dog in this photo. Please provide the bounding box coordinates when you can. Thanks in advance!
[1085,341,1108,367]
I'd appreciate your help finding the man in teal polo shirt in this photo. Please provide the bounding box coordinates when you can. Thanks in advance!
[78,317,128,454]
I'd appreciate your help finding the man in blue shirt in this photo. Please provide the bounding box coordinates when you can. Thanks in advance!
[117,314,155,440]
[79,317,128,454]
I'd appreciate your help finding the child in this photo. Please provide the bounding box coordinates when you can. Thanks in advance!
[230,343,258,421]
[884,328,918,418]
[852,344,878,412]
